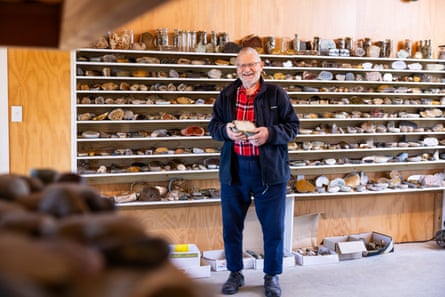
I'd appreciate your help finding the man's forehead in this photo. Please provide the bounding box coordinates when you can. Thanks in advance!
[237,53,258,62]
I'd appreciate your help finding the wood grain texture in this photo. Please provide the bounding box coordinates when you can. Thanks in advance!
[121,0,445,55]
[118,191,438,249]
[8,48,71,175]
[294,192,436,244]
[118,204,224,250]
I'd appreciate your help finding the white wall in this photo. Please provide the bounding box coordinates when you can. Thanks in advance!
[0,48,9,173]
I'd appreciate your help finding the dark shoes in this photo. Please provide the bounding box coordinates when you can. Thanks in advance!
[221,272,280,296]
[221,271,245,295]
[264,274,281,297]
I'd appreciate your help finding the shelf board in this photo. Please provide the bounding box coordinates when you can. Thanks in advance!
[76,48,445,63]
[83,169,219,184]
[296,131,445,137]
[114,186,445,209]
[290,160,445,175]
[77,136,213,142]
[290,146,445,154]
[76,104,215,108]
[290,186,445,200]
[75,90,221,95]
[77,152,220,160]
[289,91,443,96]
[116,198,222,209]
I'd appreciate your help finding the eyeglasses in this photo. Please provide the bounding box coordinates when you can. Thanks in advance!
[236,61,261,69]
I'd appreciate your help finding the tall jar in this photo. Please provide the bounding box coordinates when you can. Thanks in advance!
[195,31,207,52]
[207,30,218,53]
[189,31,197,51]
[181,31,188,52]
[160,28,169,48]
[383,39,392,57]
[439,45,445,60]
[218,32,229,52]
[265,36,275,54]
[154,28,169,50]
[173,29,180,49]
[312,36,320,54]
[293,34,300,52]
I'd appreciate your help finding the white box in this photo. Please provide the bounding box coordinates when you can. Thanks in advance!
[347,231,394,256]
[292,213,339,265]
[243,207,295,270]
[179,262,211,279]
[169,244,201,269]
[283,253,296,268]
[244,249,296,270]
[294,248,338,265]
[323,235,368,261]
[202,249,254,271]
[246,249,264,270]
[323,231,393,260]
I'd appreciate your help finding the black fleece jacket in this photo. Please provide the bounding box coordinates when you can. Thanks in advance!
[208,77,300,186]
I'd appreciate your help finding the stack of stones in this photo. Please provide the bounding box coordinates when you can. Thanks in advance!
[0,170,210,297]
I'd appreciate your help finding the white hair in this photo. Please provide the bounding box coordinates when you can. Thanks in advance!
[236,47,261,64]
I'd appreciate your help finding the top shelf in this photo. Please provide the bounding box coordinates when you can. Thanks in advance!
[76,48,445,63]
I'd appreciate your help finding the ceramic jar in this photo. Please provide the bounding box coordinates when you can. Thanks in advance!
[265,36,275,54]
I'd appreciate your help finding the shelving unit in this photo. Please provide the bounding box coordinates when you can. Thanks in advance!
[72,48,445,206]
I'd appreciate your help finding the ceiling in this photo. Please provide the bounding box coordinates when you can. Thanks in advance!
[0,0,168,50]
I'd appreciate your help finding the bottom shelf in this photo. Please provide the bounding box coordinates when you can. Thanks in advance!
[114,186,445,208]
[87,168,445,207]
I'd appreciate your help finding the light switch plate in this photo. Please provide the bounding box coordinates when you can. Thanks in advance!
[11,106,22,122]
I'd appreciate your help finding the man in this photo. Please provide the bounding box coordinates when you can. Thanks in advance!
[208,47,299,297]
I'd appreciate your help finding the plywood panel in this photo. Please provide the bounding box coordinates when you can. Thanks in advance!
[8,48,71,175]
[294,192,436,244]
[118,204,224,250]
[121,0,445,56]
[118,191,438,250]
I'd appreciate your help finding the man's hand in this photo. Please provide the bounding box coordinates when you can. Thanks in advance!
[247,127,269,146]
[226,122,247,142]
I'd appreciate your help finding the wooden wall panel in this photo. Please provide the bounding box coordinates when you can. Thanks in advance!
[119,191,438,250]
[121,0,445,56]
[113,183,438,248]
[118,204,224,250]
[8,48,71,174]
[294,192,436,243]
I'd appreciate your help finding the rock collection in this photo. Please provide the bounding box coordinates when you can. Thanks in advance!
[0,170,210,297]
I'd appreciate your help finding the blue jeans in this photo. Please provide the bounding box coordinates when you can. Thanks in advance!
[221,155,286,275]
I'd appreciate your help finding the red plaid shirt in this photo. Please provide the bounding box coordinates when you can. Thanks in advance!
[234,86,259,156]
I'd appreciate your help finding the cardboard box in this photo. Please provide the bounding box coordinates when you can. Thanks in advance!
[323,231,393,260]
[202,249,254,271]
[169,244,201,269]
[243,207,295,270]
[292,213,339,265]
[179,260,211,279]
[282,252,296,268]
[348,231,394,257]
[323,236,367,260]
[245,249,296,270]
[294,247,338,266]
[246,249,264,270]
